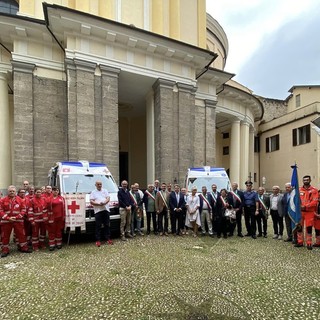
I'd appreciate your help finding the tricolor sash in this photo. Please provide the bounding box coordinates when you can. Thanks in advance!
[211,192,218,203]
[145,190,155,201]
[258,196,268,211]
[220,196,228,208]
[230,191,242,203]
[129,191,138,206]
[159,191,169,209]
[199,194,212,211]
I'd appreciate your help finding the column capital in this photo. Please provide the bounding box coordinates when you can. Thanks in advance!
[152,78,175,91]
[204,99,217,109]
[73,58,96,72]
[100,65,121,78]
[11,61,35,74]
[176,82,197,94]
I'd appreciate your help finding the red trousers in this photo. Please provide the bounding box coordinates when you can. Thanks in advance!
[47,218,64,248]
[31,221,47,250]
[1,222,28,254]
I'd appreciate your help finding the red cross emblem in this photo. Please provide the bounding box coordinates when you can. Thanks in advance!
[68,201,80,214]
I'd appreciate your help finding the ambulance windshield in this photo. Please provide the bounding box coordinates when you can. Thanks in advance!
[187,177,230,193]
[61,174,118,193]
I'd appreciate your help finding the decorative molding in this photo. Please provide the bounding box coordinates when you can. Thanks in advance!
[11,60,35,74]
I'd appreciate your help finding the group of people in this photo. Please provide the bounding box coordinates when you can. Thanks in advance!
[2,174,320,256]
[112,176,320,251]
[0,181,65,257]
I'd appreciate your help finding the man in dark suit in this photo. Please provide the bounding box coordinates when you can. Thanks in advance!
[199,186,214,236]
[255,186,270,238]
[227,182,245,237]
[210,184,221,234]
[281,183,293,242]
[169,184,185,235]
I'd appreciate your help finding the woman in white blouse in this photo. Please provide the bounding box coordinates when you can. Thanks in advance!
[185,186,201,237]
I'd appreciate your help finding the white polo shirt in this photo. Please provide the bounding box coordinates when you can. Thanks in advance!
[90,188,110,214]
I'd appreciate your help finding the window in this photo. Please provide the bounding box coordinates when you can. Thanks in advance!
[0,0,19,14]
[266,134,279,152]
[295,94,301,108]
[222,132,229,139]
[223,146,229,155]
[292,124,310,146]
[254,136,260,153]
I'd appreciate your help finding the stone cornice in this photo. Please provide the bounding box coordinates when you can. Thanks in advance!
[152,78,176,91]
[11,60,35,74]
[100,65,121,78]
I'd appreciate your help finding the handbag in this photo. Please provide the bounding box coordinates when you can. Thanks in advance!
[224,208,236,220]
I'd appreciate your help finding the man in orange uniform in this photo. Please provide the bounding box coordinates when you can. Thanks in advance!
[0,185,32,257]
[297,175,318,250]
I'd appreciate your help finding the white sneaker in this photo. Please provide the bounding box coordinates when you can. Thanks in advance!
[278,235,282,240]
[273,234,278,239]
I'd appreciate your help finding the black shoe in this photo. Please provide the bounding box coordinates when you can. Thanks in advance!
[22,248,32,253]
[49,247,55,251]
[284,238,293,242]
[228,233,233,237]
[294,243,303,247]
[252,235,257,239]
[217,235,221,238]
[1,252,9,258]
[263,234,267,238]
[307,244,313,250]
[56,245,62,250]
[257,234,262,237]
[146,231,150,235]
[223,234,228,239]
[237,233,244,238]
[245,233,251,237]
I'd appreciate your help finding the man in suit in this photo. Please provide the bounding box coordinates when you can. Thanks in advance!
[169,184,185,236]
[199,186,214,236]
[255,186,270,238]
[227,182,245,237]
[143,184,157,235]
[281,183,293,242]
[155,183,170,236]
[210,184,220,234]
[269,186,284,240]
[243,181,257,239]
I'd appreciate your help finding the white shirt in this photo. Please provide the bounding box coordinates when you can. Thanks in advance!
[90,188,110,214]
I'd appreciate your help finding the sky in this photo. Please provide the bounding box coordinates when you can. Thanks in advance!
[206,0,320,99]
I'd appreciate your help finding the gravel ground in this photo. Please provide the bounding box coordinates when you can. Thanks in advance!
[0,226,320,320]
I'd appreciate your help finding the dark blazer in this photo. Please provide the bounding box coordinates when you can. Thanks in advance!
[256,193,270,214]
[210,191,221,217]
[142,190,157,212]
[199,193,214,213]
[281,192,290,216]
[227,190,244,211]
[118,188,134,208]
[169,192,185,212]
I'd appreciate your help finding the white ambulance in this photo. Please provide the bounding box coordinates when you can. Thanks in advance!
[48,161,120,234]
[185,166,231,193]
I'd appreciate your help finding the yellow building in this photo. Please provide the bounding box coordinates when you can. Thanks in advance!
[0,0,263,191]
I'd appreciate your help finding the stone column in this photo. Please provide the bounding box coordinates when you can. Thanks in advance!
[153,78,175,183]
[249,126,255,184]
[12,61,35,185]
[65,59,78,160]
[146,91,155,184]
[0,72,11,189]
[100,65,120,184]
[177,83,196,184]
[74,59,96,161]
[229,119,241,184]
[240,119,250,186]
[205,99,217,166]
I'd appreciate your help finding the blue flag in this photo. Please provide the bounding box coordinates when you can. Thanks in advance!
[288,164,302,231]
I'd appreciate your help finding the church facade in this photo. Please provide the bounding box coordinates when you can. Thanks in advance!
[0,0,263,191]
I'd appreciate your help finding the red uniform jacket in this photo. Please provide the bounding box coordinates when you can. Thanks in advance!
[0,196,26,223]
